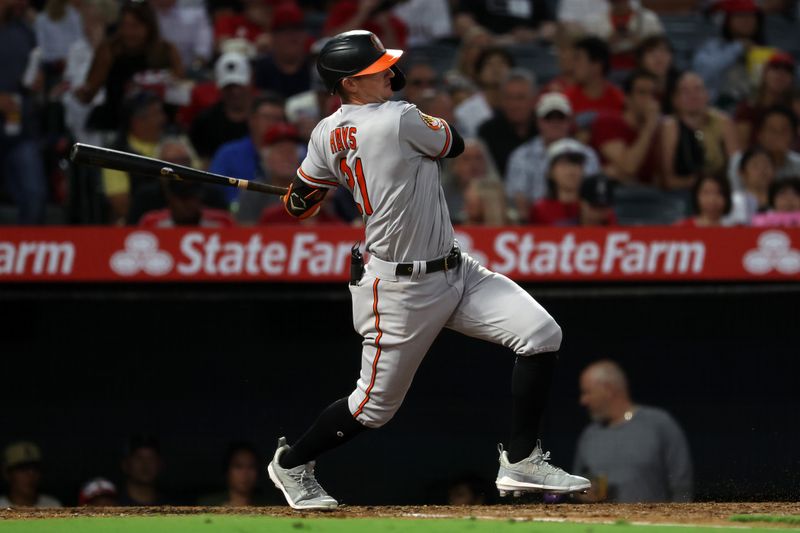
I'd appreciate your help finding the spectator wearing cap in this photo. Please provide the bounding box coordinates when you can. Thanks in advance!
[734,53,796,146]
[564,37,626,126]
[151,0,213,72]
[505,93,600,222]
[74,0,184,131]
[675,173,733,227]
[189,52,253,161]
[252,2,311,99]
[79,477,118,506]
[102,91,167,224]
[529,139,590,226]
[477,69,539,177]
[729,105,800,189]
[236,122,300,224]
[138,137,234,227]
[208,93,287,206]
[661,72,738,192]
[579,173,618,226]
[579,0,664,74]
[590,70,662,184]
[0,442,61,508]
[119,434,169,506]
[323,0,408,50]
[692,0,765,109]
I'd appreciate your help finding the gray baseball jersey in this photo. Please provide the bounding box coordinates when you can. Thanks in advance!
[298,101,454,262]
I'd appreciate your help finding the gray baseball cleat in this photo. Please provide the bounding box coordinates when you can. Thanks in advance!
[496,440,591,496]
[267,437,338,510]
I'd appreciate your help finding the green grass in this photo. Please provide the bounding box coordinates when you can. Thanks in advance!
[0,516,798,533]
[730,515,800,525]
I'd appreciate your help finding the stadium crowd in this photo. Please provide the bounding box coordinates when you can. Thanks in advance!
[1,0,800,229]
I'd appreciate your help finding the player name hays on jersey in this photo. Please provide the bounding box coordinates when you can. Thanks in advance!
[329,126,358,154]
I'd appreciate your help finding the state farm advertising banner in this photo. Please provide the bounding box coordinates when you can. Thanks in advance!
[1,226,799,282]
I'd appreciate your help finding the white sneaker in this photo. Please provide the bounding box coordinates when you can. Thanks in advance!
[496,440,591,497]
[267,437,338,510]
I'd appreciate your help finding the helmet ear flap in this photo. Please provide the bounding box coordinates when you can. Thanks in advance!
[390,65,406,92]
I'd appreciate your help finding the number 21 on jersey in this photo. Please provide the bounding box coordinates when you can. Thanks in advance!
[339,157,373,215]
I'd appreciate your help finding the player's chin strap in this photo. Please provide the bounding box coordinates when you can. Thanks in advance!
[283,176,328,219]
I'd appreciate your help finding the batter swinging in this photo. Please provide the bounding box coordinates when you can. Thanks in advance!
[267,30,590,510]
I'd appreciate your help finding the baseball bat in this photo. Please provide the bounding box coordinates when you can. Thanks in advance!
[69,143,289,196]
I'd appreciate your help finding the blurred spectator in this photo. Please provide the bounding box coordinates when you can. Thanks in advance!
[78,477,118,506]
[252,2,311,99]
[61,0,116,144]
[119,434,168,506]
[540,26,580,94]
[675,173,732,226]
[564,37,625,127]
[190,52,252,161]
[138,139,234,228]
[692,0,765,109]
[750,106,800,180]
[452,25,492,84]
[454,0,555,44]
[580,0,664,73]
[660,72,738,192]
[477,68,538,176]
[734,52,795,146]
[213,0,269,58]
[33,0,82,86]
[590,70,661,184]
[574,360,693,503]
[506,93,601,221]
[529,139,589,226]
[635,35,679,114]
[402,61,438,106]
[727,147,775,224]
[151,0,213,73]
[198,442,273,506]
[323,0,408,50]
[751,178,800,227]
[75,0,184,132]
[392,0,452,47]
[443,137,503,223]
[0,442,61,508]
[557,0,608,29]
[0,0,48,224]
[236,122,300,224]
[101,91,166,224]
[579,173,618,226]
[454,46,514,137]
[209,93,286,206]
[462,178,512,225]
[446,474,488,505]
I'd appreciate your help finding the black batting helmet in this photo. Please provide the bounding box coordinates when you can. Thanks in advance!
[316,30,406,95]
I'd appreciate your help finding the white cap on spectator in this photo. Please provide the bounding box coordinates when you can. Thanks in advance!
[215,52,252,88]
[536,92,572,118]
[546,138,587,168]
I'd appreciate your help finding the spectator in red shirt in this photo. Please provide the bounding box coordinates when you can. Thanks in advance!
[579,173,618,226]
[565,36,625,129]
[734,52,795,147]
[675,174,732,227]
[529,139,587,225]
[591,70,661,184]
[323,0,407,50]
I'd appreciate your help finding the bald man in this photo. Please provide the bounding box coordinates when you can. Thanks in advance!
[573,360,693,503]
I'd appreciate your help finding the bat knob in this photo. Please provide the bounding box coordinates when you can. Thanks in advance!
[69,143,81,162]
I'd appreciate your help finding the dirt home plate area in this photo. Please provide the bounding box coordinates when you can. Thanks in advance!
[2,503,799,532]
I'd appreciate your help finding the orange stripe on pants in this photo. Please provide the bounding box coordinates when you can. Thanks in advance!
[354,278,382,418]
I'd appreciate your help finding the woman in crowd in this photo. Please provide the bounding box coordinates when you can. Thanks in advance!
[636,35,679,114]
[675,173,733,227]
[198,443,272,506]
[660,71,739,192]
[734,52,796,146]
[75,0,183,131]
[727,147,776,224]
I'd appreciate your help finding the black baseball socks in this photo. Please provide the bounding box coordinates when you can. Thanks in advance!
[507,352,557,464]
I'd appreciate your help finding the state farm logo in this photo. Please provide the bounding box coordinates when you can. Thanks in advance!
[110,232,173,276]
[742,231,800,275]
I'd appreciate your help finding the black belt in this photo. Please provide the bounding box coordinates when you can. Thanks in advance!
[395,247,461,276]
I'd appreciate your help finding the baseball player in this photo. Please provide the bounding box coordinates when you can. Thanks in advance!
[267,30,590,510]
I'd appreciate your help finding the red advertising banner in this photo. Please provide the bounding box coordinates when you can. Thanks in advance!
[1,226,799,282]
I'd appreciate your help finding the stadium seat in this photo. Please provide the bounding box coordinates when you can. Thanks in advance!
[659,14,716,70]
[614,185,690,226]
